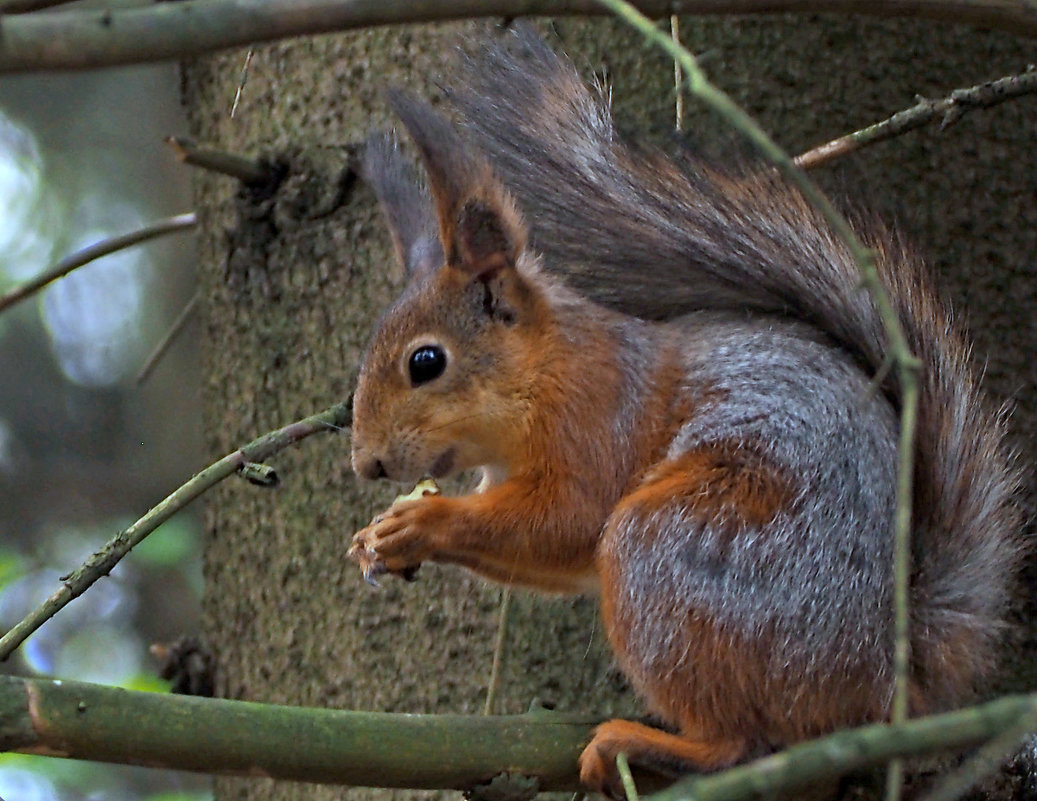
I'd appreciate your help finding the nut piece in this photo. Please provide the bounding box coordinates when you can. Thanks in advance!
[392,478,441,506]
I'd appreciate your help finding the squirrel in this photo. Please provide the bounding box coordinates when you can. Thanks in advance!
[347,25,1021,798]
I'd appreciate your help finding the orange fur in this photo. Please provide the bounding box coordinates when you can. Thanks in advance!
[579,719,746,796]
[619,444,795,531]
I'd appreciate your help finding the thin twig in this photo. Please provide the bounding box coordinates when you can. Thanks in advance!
[166,136,271,185]
[885,376,921,801]
[885,756,906,801]
[670,16,684,132]
[238,462,281,487]
[592,5,921,800]
[593,0,919,371]
[483,588,513,715]
[616,753,641,801]
[1,0,1036,74]
[0,400,352,662]
[0,213,197,315]
[135,291,200,385]
[796,67,1037,169]
[230,50,255,119]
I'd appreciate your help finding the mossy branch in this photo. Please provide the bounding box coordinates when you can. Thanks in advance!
[0,675,594,790]
[0,401,352,663]
[918,704,1037,801]
[2,676,1035,796]
[1,0,1036,73]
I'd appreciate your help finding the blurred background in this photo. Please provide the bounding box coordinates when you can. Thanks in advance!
[0,50,211,801]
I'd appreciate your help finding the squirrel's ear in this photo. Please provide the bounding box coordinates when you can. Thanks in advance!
[386,89,526,279]
[362,134,444,280]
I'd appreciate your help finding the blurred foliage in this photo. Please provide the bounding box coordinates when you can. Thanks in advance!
[135,517,204,572]
[0,60,209,801]
[0,547,23,586]
[0,516,210,801]
[0,753,210,801]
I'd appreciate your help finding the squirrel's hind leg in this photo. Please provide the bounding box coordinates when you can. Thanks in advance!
[587,445,800,797]
[578,718,746,799]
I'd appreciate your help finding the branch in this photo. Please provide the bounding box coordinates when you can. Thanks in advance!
[2,0,1036,73]
[0,213,197,316]
[648,694,1037,801]
[0,0,74,13]
[3,676,1034,797]
[0,675,594,790]
[166,136,273,185]
[918,704,1037,801]
[483,588,513,715]
[795,67,1037,169]
[0,401,352,662]
[136,291,201,385]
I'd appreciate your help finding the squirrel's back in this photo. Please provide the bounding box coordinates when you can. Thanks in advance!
[451,25,1022,711]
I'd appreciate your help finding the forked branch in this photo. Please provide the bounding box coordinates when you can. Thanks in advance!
[796,67,1037,169]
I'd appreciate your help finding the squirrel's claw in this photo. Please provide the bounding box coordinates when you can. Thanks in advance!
[349,499,437,585]
[362,560,387,587]
[578,739,628,801]
[347,534,387,587]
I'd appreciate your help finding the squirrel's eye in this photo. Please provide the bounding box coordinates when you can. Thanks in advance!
[408,345,447,386]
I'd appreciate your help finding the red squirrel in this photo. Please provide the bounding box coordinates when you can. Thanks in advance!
[347,26,1021,797]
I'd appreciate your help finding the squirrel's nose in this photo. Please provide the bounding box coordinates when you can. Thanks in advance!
[356,456,389,480]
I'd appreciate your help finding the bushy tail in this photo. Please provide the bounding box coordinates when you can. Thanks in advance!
[449,25,1022,706]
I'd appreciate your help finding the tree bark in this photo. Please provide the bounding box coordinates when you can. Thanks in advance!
[182,15,1035,801]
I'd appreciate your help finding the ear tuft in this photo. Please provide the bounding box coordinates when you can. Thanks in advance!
[385,89,473,237]
[386,90,528,280]
[362,133,443,279]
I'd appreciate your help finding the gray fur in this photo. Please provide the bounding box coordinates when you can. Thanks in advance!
[362,134,442,278]
[603,314,899,734]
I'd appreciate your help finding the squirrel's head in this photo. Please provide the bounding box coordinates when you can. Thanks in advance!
[351,91,549,484]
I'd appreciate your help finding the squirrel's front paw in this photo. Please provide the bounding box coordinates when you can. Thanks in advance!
[348,498,448,586]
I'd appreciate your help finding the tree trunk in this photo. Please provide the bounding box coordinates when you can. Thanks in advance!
[181,16,1035,801]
